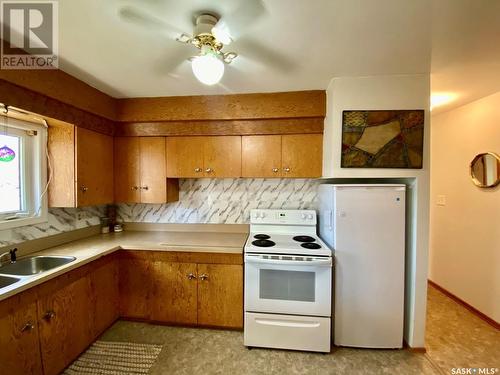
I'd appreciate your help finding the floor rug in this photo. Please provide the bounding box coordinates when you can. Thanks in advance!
[63,340,162,374]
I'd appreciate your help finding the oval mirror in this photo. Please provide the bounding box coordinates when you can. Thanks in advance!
[470,152,500,188]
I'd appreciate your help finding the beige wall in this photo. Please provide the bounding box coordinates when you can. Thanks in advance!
[323,75,430,347]
[430,91,500,323]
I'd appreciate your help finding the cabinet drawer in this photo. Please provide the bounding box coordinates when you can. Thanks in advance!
[244,312,330,352]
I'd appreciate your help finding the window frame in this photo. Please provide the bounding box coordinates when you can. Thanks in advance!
[0,116,47,230]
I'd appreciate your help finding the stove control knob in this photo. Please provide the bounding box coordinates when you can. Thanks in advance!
[261,212,266,218]
[301,213,307,220]
[307,214,314,220]
[253,212,260,219]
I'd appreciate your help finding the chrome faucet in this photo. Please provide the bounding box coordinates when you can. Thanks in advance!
[0,248,17,266]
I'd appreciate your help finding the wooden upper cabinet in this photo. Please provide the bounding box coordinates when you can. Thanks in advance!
[76,127,114,206]
[140,137,168,203]
[166,136,241,178]
[115,137,178,204]
[48,121,114,207]
[197,264,243,328]
[282,134,323,178]
[114,137,141,203]
[166,137,204,178]
[242,135,282,177]
[0,296,42,375]
[204,136,241,177]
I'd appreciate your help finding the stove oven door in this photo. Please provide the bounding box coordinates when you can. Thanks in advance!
[244,254,332,317]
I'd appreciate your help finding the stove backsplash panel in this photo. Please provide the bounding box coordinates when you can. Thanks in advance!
[117,178,320,224]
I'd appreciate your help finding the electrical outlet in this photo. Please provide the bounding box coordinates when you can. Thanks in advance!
[437,195,446,206]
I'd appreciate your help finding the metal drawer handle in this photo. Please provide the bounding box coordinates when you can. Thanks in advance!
[187,273,197,280]
[199,273,209,281]
[80,186,88,192]
[194,167,202,173]
[43,310,56,321]
[131,186,139,191]
[21,322,35,332]
[283,167,291,173]
[141,186,149,190]
[205,168,213,173]
[272,168,279,173]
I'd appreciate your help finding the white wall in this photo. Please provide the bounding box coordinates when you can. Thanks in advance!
[322,75,431,347]
[430,92,500,323]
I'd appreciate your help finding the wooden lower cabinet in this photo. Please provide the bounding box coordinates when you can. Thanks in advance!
[197,264,243,328]
[0,250,242,375]
[89,257,119,337]
[150,262,198,325]
[0,295,42,375]
[119,253,152,319]
[37,274,93,375]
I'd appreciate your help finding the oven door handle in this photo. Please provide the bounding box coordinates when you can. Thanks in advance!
[245,256,332,267]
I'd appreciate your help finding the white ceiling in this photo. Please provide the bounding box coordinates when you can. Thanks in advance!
[58,0,499,113]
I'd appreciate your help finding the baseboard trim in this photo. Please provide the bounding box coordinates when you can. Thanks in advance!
[428,280,499,330]
[403,340,426,353]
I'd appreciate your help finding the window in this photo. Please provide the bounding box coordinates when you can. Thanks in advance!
[0,115,48,229]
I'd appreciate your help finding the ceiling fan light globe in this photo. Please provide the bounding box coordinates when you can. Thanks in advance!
[191,53,224,85]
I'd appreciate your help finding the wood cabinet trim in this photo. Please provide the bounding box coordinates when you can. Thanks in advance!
[117,91,326,122]
[115,117,324,137]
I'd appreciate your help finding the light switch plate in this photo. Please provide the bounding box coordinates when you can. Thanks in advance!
[437,195,446,206]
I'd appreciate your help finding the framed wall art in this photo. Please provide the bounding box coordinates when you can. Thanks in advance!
[341,110,424,169]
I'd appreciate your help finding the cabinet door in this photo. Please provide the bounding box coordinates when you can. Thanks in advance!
[0,300,42,375]
[166,137,204,178]
[282,134,323,178]
[242,135,282,177]
[114,136,141,203]
[119,253,152,319]
[150,262,198,325]
[197,264,243,328]
[89,257,119,338]
[38,275,93,375]
[76,127,114,206]
[204,136,242,177]
[140,137,167,203]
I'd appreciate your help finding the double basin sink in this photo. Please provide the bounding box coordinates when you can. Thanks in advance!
[0,256,76,290]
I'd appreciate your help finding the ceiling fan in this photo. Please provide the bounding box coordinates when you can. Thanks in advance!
[118,0,292,86]
[175,13,240,85]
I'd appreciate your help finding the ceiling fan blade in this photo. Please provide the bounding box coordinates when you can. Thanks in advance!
[234,37,296,72]
[118,5,182,36]
[152,44,194,76]
[212,0,266,45]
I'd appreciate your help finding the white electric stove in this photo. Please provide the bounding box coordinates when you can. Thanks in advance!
[244,209,333,353]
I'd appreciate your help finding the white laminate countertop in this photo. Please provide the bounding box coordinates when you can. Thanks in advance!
[0,230,248,302]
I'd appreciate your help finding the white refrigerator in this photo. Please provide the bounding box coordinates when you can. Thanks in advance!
[318,184,406,349]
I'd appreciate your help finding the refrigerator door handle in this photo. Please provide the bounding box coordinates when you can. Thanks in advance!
[328,209,333,229]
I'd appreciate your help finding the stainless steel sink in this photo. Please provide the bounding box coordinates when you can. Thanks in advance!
[0,275,21,288]
[0,256,76,276]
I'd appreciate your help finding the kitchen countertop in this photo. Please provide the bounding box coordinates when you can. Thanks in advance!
[0,230,248,302]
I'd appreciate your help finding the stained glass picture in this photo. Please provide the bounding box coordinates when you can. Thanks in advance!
[0,145,15,162]
[341,110,424,169]
[0,134,22,213]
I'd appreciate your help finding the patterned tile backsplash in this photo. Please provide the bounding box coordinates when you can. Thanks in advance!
[0,206,106,247]
[118,178,320,224]
[0,179,320,246]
